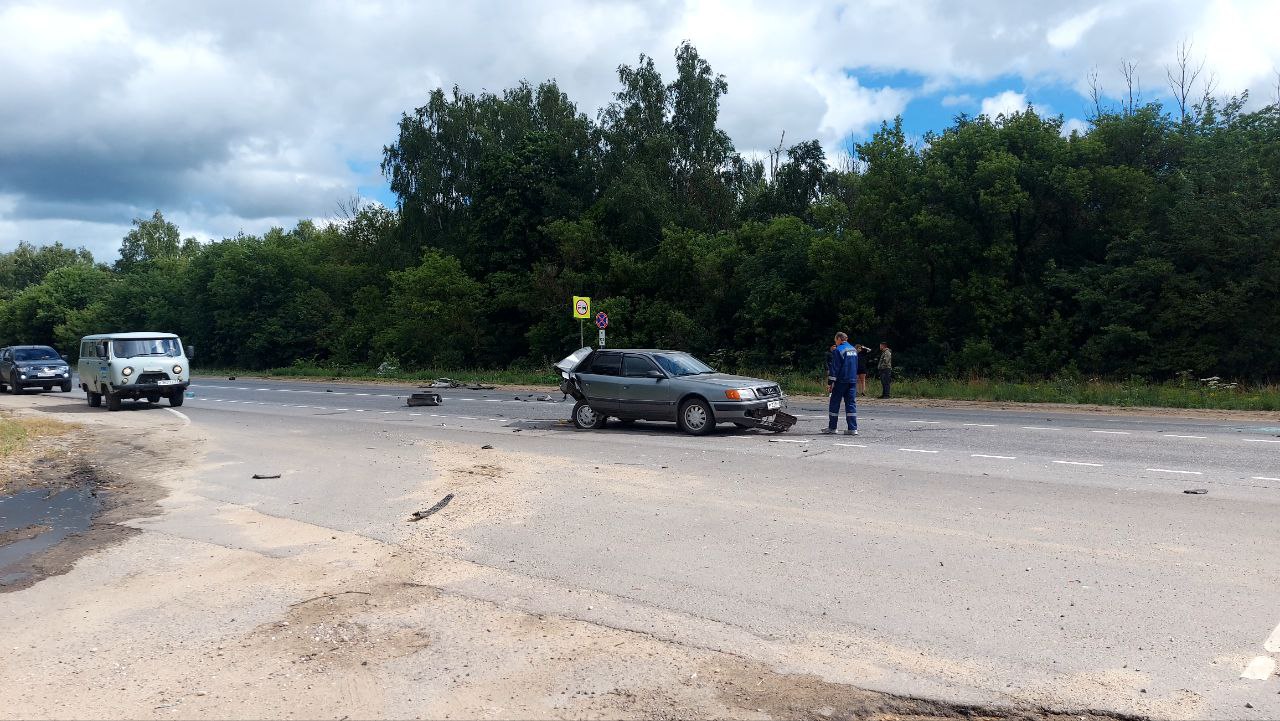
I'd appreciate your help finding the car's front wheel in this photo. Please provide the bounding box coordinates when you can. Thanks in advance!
[9,373,23,394]
[168,391,184,407]
[60,380,73,392]
[678,398,715,435]
[571,401,607,430]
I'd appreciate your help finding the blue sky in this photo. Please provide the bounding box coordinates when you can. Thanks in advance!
[2,1,1278,260]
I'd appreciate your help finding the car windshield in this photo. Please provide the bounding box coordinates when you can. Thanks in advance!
[112,338,182,358]
[653,352,715,377]
[14,347,60,362]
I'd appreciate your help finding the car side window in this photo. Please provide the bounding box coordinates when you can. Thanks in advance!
[623,355,660,378]
[587,352,622,376]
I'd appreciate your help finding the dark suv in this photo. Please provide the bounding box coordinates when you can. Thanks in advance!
[0,345,73,394]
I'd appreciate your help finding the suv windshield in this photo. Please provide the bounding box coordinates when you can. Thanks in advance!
[113,338,182,359]
[14,347,60,362]
[653,352,715,377]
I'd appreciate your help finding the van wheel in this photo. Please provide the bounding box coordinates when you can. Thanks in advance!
[571,401,606,429]
[678,398,715,435]
[88,392,102,408]
[106,393,121,411]
[168,391,184,407]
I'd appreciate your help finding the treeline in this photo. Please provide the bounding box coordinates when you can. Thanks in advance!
[2,43,1278,381]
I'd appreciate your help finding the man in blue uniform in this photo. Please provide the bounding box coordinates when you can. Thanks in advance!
[822,332,859,435]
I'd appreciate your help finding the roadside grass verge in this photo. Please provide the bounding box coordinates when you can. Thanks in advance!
[0,412,75,459]
[196,364,1280,412]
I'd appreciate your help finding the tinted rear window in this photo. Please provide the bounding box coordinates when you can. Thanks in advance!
[586,352,622,376]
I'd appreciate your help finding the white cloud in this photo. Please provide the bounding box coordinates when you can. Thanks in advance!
[1060,117,1090,136]
[2,0,1280,256]
[980,90,1032,118]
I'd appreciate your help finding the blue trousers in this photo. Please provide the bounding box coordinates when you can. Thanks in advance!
[828,381,857,430]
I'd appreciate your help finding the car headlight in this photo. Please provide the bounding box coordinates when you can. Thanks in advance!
[724,388,756,400]
[172,364,183,375]
[121,366,134,377]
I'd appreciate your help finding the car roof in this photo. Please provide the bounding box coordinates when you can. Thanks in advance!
[593,349,683,354]
[7,344,58,350]
[80,332,180,340]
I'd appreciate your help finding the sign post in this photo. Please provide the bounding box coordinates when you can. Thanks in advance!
[572,296,591,348]
[594,312,609,349]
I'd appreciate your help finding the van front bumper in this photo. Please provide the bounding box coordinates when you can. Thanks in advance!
[111,381,189,397]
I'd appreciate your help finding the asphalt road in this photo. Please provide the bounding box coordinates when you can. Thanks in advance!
[16,376,1280,717]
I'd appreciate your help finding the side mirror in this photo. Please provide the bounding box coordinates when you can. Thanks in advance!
[646,369,665,379]
[185,344,196,359]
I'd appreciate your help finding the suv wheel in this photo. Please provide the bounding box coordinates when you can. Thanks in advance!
[61,380,73,392]
[571,401,606,430]
[678,398,715,435]
[9,373,23,394]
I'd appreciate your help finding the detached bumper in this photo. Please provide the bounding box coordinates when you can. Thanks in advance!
[711,399,797,431]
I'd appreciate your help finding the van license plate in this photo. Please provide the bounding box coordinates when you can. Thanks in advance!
[156,380,177,385]
[767,400,781,410]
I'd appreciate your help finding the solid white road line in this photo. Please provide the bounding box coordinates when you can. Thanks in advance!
[1021,426,1061,431]
[771,439,810,444]
[1252,476,1280,482]
[165,408,191,427]
[908,420,941,424]
[1091,430,1130,435]
[1145,468,1202,475]
[898,448,939,454]
[834,443,866,448]
[972,454,1016,459]
[963,423,997,427]
[1165,434,1206,439]
[1053,460,1103,467]
[1265,621,1280,653]
[1241,656,1277,680]
[1243,439,1280,443]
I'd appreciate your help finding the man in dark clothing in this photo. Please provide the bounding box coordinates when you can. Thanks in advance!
[822,332,859,435]
[877,342,893,399]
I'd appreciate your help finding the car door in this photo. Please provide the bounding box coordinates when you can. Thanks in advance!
[618,354,675,421]
[574,351,624,413]
[0,348,11,384]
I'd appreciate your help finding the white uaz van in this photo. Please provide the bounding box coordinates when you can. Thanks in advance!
[78,332,192,411]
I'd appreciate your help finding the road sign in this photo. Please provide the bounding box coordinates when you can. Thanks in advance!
[595,311,609,329]
[598,329,606,348]
[573,296,591,319]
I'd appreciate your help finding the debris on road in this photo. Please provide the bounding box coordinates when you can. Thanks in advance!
[408,493,454,521]
[227,376,236,380]
[481,444,494,450]
[1183,488,1208,494]
[514,393,562,402]
[407,392,442,407]
[251,473,281,479]
[425,378,496,390]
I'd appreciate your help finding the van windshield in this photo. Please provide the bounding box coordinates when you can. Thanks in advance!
[113,338,182,358]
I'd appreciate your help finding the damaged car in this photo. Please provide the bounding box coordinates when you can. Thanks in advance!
[555,348,796,435]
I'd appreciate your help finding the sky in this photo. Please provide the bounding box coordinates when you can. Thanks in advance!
[1,0,1278,261]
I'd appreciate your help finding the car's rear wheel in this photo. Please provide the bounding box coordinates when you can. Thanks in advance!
[106,393,121,412]
[87,391,102,408]
[571,401,606,430]
[678,398,714,435]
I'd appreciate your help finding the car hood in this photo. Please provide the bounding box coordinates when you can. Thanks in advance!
[679,372,775,388]
[15,360,66,368]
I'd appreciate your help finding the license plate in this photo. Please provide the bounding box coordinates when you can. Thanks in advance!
[767,400,781,410]
[38,371,57,377]
[156,379,177,386]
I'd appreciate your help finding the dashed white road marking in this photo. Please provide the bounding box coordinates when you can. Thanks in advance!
[1241,656,1276,680]
[1091,430,1130,435]
[165,408,190,427]
[972,454,1016,459]
[1145,468,1202,475]
[1022,426,1061,431]
[770,438,810,444]
[1165,434,1206,439]
[834,443,866,448]
[1243,439,1280,443]
[1265,622,1280,653]
[1252,476,1280,482]
[1053,460,1103,467]
[908,420,941,424]
[898,448,939,454]
[963,423,997,427]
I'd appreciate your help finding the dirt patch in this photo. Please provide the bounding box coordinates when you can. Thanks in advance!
[0,411,169,592]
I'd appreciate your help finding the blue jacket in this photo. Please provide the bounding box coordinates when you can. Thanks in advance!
[828,341,858,383]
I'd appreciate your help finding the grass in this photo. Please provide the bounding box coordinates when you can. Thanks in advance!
[0,412,75,459]
[197,363,1280,412]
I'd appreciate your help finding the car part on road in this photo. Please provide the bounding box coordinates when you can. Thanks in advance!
[481,444,494,449]
[409,493,454,521]
[1183,488,1208,494]
[407,392,442,406]
[251,473,281,479]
